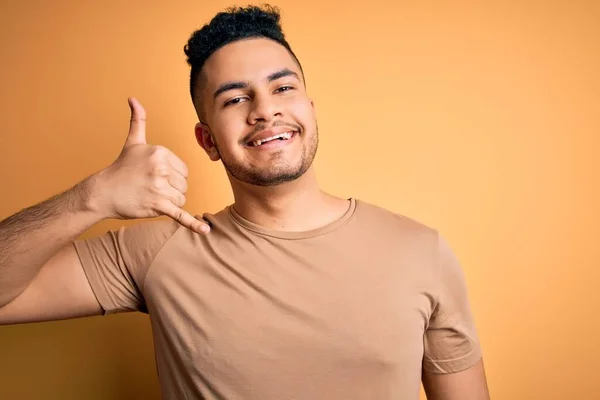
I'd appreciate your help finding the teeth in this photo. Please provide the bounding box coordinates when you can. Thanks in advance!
[253,131,293,147]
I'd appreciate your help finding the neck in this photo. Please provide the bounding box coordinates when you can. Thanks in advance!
[229,167,349,231]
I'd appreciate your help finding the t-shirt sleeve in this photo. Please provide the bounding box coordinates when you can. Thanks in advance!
[423,233,482,374]
[72,219,180,315]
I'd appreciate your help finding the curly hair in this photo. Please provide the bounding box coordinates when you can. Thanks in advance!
[183,4,303,102]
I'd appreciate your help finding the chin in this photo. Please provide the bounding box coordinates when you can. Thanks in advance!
[222,158,310,187]
[241,166,309,187]
[252,173,305,187]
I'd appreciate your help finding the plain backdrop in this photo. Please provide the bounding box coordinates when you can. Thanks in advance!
[1,1,598,399]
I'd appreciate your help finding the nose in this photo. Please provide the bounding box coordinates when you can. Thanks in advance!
[247,92,282,124]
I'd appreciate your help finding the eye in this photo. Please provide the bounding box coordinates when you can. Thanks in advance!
[275,85,294,93]
[224,97,247,107]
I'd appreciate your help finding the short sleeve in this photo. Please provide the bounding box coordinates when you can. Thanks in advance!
[73,219,180,315]
[423,233,482,374]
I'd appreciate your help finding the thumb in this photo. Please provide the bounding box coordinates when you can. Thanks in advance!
[125,97,147,146]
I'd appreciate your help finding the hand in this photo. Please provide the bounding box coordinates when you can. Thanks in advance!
[95,97,209,234]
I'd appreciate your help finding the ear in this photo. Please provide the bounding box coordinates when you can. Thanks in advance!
[195,122,221,161]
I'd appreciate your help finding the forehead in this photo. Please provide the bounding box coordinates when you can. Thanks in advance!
[202,38,300,88]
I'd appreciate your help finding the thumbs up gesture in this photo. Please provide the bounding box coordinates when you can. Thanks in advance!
[94,98,209,234]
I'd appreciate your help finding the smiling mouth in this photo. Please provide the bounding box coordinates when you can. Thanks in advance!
[247,131,297,147]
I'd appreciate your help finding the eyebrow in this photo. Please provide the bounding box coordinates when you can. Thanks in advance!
[266,68,299,82]
[213,81,248,100]
[213,68,300,100]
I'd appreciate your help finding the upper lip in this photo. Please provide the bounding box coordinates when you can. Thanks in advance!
[242,126,299,146]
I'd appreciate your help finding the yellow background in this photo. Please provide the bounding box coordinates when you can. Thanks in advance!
[1,1,598,399]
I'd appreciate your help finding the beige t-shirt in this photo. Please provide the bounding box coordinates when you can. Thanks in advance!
[73,198,481,400]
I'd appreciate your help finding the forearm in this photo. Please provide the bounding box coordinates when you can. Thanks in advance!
[0,174,106,306]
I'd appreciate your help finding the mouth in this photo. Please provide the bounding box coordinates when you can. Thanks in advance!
[245,130,298,148]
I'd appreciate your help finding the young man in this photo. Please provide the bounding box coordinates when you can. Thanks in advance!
[0,5,490,400]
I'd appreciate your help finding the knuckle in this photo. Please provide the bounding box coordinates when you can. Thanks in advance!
[181,162,190,177]
[150,145,167,160]
[152,145,166,154]
[171,191,185,208]
[151,180,169,196]
[155,198,171,213]
[177,176,187,192]
[150,177,163,189]
[151,164,170,177]
[173,208,184,223]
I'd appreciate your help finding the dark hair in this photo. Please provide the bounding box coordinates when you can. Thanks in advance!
[183,4,303,102]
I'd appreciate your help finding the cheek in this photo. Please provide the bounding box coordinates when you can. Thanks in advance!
[212,116,245,148]
[289,99,316,127]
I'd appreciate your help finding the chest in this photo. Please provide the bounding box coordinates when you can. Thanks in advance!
[145,237,434,384]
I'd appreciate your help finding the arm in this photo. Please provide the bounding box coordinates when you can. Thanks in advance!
[422,233,489,398]
[0,177,104,309]
[422,358,490,400]
[0,241,103,324]
[0,97,209,324]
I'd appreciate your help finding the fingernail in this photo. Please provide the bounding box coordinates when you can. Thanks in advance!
[200,225,210,234]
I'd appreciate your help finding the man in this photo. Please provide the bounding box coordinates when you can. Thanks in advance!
[0,5,490,400]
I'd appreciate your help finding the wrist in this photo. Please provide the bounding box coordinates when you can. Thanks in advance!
[75,169,113,221]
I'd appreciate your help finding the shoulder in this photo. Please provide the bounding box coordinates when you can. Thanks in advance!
[353,199,439,243]
[118,217,182,247]
[349,199,444,264]
[73,218,183,268]
[123,204,234,243]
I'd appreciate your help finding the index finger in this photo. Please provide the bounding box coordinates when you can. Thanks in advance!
[160,201,209,234]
